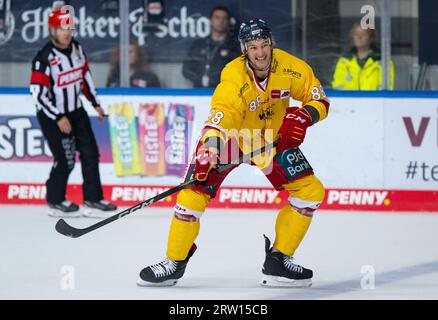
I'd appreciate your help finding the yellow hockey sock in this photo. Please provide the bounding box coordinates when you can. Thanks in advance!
[273,205,312,256]
[166,216,200,261]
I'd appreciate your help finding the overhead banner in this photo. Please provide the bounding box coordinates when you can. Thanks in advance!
[0,0,292,63]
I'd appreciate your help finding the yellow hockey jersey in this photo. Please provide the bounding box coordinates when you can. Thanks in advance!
[202,48,329,167]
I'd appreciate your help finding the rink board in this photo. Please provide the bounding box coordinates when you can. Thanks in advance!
[0,183,437,212]
[0,89,437,212]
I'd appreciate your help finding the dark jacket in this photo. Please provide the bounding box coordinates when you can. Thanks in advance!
[106,69,161,88]
[182,35,241,88]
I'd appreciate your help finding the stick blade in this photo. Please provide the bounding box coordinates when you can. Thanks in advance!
[55,219,86,238]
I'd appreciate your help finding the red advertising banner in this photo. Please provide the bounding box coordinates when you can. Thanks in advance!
[1,183,437,212]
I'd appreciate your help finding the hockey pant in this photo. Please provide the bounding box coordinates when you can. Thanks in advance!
[37,107,103,204]
[166,147,325,261]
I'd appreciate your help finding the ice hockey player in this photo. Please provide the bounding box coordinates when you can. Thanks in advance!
[30,6,117,218]
[137,18,330,287]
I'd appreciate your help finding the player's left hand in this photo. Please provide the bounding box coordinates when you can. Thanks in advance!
[194,146,219,182]
[95,106,106,121]
[276,107,313,153]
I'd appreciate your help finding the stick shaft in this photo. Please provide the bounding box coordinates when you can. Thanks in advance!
[55,140,277,238]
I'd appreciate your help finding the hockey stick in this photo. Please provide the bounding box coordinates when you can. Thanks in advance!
[55,139,278,238]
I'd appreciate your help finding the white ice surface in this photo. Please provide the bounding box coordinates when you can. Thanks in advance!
[1,205,438,300]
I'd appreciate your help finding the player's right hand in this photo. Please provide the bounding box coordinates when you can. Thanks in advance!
[57,116,72,134]
[276,107,312,153]
[193,146,219,182]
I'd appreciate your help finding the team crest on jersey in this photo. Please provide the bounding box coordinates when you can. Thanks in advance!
[271,89,290,99]
[258,107,275,120]
[49,56,61,66]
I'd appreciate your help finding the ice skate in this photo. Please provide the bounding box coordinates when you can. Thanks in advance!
[82,200,117,218]
[137,244,197,287]
[47,200,81,218]
[260,235,313,287]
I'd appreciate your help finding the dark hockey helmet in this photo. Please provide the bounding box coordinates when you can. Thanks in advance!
[238,19,272,52]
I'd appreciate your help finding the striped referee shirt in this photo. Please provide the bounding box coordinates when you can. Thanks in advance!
[30,39,100,121]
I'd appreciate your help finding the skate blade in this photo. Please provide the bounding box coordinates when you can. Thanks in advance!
[136,278,178,287]
[82,208,112,219]
[48,209,81,218]
[260,275,312,288]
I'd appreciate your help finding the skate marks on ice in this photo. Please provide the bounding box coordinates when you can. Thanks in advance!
[2,205,438,299]
[272,259,438,300]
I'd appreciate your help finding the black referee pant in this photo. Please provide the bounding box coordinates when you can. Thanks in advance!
[37,107,104,204]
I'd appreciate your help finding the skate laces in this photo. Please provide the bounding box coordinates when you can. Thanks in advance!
[283,256,303,273]
[150,259,177,277]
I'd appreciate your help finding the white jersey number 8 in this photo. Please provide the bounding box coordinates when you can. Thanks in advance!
[208,109,224,125]
[311,85,326,100]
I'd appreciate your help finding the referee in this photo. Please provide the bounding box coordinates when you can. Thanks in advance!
[30,6,117,217]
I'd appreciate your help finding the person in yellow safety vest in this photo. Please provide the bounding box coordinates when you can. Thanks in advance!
[332,22,394,90]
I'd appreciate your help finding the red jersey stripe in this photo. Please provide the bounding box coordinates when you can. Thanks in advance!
[30,71,50,88]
